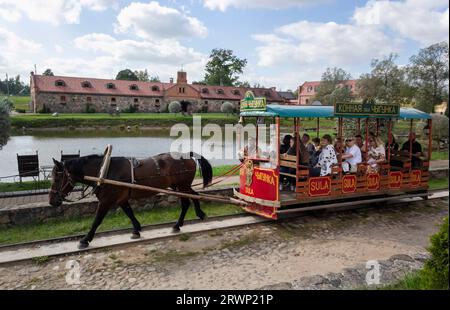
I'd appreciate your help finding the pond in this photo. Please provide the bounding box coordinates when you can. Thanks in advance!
[0,128,253,182]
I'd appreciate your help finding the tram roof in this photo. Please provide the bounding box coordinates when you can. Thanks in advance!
[240,105,431,119]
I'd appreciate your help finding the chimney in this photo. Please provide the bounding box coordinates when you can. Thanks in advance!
[169,77,174,84]
[177,71,187,84]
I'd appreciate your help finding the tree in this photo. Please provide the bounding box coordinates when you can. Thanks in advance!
[0,98,11,149]
[357,54,408,104]
[43,68,54,76]
[430,113,449,152]
[115,69,139,81]
[204,49,247,86]
[134,69,149,82]
[168,101,181,114]
[149,76,160,82]
[235,81,250,88]
[220,101,234,114]
[314,67,353,105]
[408,41,449,113]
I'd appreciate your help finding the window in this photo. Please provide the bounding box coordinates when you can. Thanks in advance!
[86,97,92,102]
[179,87,185,93]
[151,85,160,91]
[264,90,271,97]
[81,81,91,88]
[307,86,313,92]
[60,95,66,101]
[134,98,139,103]
[106,83,115,89]
[55,80,66,87]
[201,88,209,94]
[111,97,116,102]
[155,99,160,104]
[130,84,139,91]
[232,89,240,95]
[306,99,310,104]
[204,101,208,105]
[217,88,224,95]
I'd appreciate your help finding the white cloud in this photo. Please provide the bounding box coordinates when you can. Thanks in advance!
[0,0,117,25]
[115,1,208,40]
[74,33,205,65]
[0,28,41,75]
[253,21,398,67]
[202,0,319,11]
[353,0,449,45]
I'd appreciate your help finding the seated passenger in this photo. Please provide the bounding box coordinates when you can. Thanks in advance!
[367,136,386,173]
[385,135,399,152]
[400,132,423,168]
[342,136,362,173]
[310,137,322,166]
[280,134,292,155]
[310,134,338,177]
[302,133,315,158]
[334,137,343,154]
[280,136,298,191]
[355,134,364,149]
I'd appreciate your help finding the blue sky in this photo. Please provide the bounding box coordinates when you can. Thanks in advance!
[0,0,448,90]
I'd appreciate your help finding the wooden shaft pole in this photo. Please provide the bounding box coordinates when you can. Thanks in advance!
[83,176,247,206]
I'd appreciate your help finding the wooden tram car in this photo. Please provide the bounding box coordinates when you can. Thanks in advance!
[234,92,433,219]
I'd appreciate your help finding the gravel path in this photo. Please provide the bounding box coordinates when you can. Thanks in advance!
[0,198,447,290]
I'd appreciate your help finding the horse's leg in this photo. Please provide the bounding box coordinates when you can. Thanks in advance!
[120,201,142,239]
[189,189,206,220]
[173,197,190,233]
[78,202,110,249]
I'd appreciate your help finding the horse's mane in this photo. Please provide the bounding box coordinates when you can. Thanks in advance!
[63,154,104,175]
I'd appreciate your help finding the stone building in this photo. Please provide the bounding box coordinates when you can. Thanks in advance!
[30,71,284,113]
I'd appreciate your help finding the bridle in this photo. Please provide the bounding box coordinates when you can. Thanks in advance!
[50,165,75,202]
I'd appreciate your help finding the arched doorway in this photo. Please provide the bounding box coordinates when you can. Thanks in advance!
[180,100,192,115]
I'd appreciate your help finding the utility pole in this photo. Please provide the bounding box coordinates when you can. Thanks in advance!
[5,73,9,96]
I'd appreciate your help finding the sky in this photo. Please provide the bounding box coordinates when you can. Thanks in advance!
[0,0,448,91]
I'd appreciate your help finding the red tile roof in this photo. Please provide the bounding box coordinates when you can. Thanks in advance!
[32,74,284,102]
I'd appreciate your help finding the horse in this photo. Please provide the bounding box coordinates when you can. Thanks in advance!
[49,152,213,249]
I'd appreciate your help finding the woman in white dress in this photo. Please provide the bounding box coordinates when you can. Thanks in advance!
[367,136,386,173]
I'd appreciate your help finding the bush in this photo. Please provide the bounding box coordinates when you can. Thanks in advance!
[38,104,51,114]
[221,101,234,114]
[122,104,139,113]
[15,108,26,113]
[0,99,11,149]
[423,216,449,289]
[168,101,181,114]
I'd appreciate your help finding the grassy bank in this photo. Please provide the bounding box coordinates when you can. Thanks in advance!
[11,113,237,128]
[10,96,31,111]
[431,151,449,161]
[0,202,242,245]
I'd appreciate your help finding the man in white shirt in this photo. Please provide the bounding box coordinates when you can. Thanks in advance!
[342,136,362,173]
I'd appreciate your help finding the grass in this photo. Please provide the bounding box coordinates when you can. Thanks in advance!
[429,177,449,190]
[0,165,239,193]
[0,202,243,245]
[10,96,31,111]
[431,151,449,161]
[11,112,238,128]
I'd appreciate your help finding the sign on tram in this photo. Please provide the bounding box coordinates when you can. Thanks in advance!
[240,91,267,112]
[342,174,357,193]
[367,173,380,191]
[410,170,421,187]
[389,171,403,189]
[334,101,399,117]
[309,176,332,197]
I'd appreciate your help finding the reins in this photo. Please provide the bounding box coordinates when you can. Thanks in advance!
[191,162,243,188]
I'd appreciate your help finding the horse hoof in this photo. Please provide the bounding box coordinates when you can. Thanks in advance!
[172,227,180,233]
[200,214,207,221]
[131,232,141,239]
[78,241,89,249]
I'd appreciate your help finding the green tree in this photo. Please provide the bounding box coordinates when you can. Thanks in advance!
[0,98,11,149]
[358,54,409,104]
[116,69,139,81]
[235,81,250,88]
[314,67,353,105]
[43,68,54,76]
[204,49,247,86]
[408,41,449,113]
[149,76,161,82]
[134,69,149,82]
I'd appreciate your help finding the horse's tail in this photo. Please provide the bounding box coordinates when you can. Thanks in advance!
[190,152,213,188]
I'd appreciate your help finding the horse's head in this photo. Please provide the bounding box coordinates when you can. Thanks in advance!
[49,158,75,206]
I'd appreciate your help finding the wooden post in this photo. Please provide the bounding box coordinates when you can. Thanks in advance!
[276,116,280,167]
[409,119,413,173]
[365,118,369,163]
[387,118,392,168]
[316,117,320,138]
[427,119,432,162]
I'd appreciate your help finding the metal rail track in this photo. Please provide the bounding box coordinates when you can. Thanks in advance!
[0,189,447,265]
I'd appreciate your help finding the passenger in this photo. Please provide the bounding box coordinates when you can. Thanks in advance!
[334,137,343,155]
[310,134,338,177]
[280,134,292,155]
[310,137,322,166]
[280,136,298,191]
[342,136,362,173]
[400,132,423,168]
[361,132,376,152]
[367,136,386,173]
[302,133,315,158]
[355,134,364,149]
[386,135,399,152]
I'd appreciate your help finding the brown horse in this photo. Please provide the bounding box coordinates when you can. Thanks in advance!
[49,152,212,249]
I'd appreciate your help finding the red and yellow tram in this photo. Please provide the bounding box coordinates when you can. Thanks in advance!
[234,92,433,219]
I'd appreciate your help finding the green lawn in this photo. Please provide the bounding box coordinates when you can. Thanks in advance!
[10,96,31,111]
[431,151,449,161]
[429,177,449,190]
[11,112,238,128]
[0,202,243,245]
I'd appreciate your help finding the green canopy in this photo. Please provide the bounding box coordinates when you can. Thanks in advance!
[240,105,431,119]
